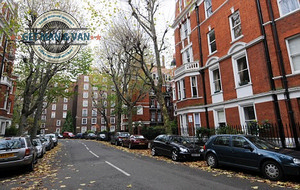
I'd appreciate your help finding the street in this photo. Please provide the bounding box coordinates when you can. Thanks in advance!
[2,139,293,190]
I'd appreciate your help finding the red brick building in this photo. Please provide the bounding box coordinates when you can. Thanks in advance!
[172,0,300,147]
[0,0,17,135]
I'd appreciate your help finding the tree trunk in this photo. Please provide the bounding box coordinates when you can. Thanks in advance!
[127,106,133,134]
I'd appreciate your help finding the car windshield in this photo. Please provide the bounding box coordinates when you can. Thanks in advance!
[246,136,279,150]
[0,139,22,150]
[119,133,130,137]
[132,135,144,139]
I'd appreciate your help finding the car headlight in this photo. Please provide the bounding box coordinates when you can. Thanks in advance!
[179,147,189,153]
[293,158,300,164]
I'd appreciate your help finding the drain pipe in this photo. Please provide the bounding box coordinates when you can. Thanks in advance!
[255,0,286,148]
[195,3,210,129]
[267,0,299,149]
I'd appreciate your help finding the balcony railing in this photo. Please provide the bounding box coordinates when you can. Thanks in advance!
[174,61,200,77]
[0,76,12,87]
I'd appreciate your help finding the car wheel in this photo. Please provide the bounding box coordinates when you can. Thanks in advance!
[26,158,35,171]
[171,149,179,161]
[206,153,218,168]
[151,147,157,156]
[262,161,283,181]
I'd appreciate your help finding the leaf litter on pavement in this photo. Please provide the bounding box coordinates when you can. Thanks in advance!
[97,140,300,189]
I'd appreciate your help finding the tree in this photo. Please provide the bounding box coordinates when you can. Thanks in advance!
[62,111,74,133]
[127,0,172,133]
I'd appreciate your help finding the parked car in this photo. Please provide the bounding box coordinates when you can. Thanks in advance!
[43,136,54,151]
[75,133,83,139]
[96,131,111,141]
[204,134,300,181]
[45,134,58,146]
[63,132,75,138]
[151,135,203,161]
[32,138,45,158]
[0,137,37,171]
[57,134,63,139]
[121,135,148,149]
[86,133,97,140]
[110,132,130,146]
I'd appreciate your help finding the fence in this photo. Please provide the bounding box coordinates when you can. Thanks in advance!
[199,122,300,150]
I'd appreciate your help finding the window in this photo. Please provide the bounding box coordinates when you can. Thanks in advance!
[110,125,115,132]
[194,113,201,131]
[56,120,61,126]
[213,136,230,146]
[287,35,300,73]
[92,86,98,91]
[190,76,198,97]
[83,92,89,98]
[208,29,217,54]
[56,128,60,133]
[229,11,242,40]
[63,104,68,110]
[243,105,256,126]
[52,104,56,110]
[92,109,97,116]
[51,112,56,118]
[93,92,98,99]
[157,112,162,122]
[232,136,249,148]
[182,47,193,64]
[81,126,87,133]
[181,19,190,40]
[101,118,105,124]
[82,109,88,117]
[278,0,300,16]
[216,110,226,128]
[151,112,156,122]
[63,112,67,118]
[205,0,213,18]
[212,67,222,93]
[91,118,97,124]
[41,115,46,120]
[103,101,107,107]
[236,56,250,86]
[84,76,89,82]
[110,117,115,124]
[83,83,89,90]
[91,126,97,132]
[181,79,186,99]
[64,98,68,102]
[177,79,186,100]
[137,105,143,115]
[42,109,47,114]
[83,100,88,107]
[178,0,182,12]
[41,123,45,128]
[180,114,188,136]
[82,118,87,125]
[101,126,106,131]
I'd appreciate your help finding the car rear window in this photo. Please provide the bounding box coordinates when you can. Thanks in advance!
[213,136,230,146]
[0,139,22,150]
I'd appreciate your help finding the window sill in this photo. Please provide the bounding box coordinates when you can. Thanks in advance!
[208,50,218,57]
[211,91,223,96]
[235,82,252,90]
[230,35,244,44]
[286,72,300,78]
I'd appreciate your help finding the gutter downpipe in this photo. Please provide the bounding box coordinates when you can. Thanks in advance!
[266,0,299,150]
[255,0,286,148]
[195,3,210,129]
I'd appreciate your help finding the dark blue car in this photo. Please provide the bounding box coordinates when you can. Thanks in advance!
[204,134,300,181]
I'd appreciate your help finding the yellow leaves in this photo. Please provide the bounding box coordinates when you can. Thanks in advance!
[127,184,132,188]
[60,185,67,188]
[251,186,259,189]
[90,181,96,184]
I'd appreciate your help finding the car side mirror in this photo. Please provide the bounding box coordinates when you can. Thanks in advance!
[243,144,253,151]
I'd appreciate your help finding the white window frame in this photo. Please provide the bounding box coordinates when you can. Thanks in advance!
[214,109,226,130]
[232,51,251,88]
[277,0,300,16]
[63,98,68,102]
[92,109,97,116]
[193,113,201,133]
[180,114,188,136]
[82,118,87,125]
[239,104,257,130]
[91,126,97,132]
[207,29,217,54]
[286,34,300,73]
[82,108,88,117]
[137,105,143,115]
[190,76,198,98]
[84,76,89,82]
[83,92,89,98]
[182,46,193,64]
[91,118,97,124]
[110,117,115,124]
[209,65,222,94]
[180,19,190,40]
[51,112,56,118]
[63,104,68,110]
[56,120,61,126]
[204,0,213,18]
[83,100,88,107]
[41,115,46,120]
[229,11,242,41]
[101,118,106,124]
[83,83,89,90]
[177,81,182,100]
[63,112,67,118]
[52,104,56,110]
[81,126,87,133]
[110,125,115,132]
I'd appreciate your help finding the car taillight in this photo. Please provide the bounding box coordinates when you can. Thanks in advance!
[203,145,206,151]
[25,148,31,156]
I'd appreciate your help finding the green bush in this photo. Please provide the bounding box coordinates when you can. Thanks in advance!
[141,125,166,140]
[5,126,18,137]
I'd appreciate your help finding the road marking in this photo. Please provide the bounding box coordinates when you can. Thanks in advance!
[81,142,99,158]
[105,161,131,177]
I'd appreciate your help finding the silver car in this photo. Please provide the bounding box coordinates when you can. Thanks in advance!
[0,137,37,171]
[45,134,58,146]
[32,138,45,158]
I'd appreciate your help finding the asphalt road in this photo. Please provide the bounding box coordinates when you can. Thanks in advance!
[41,139,286,190]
